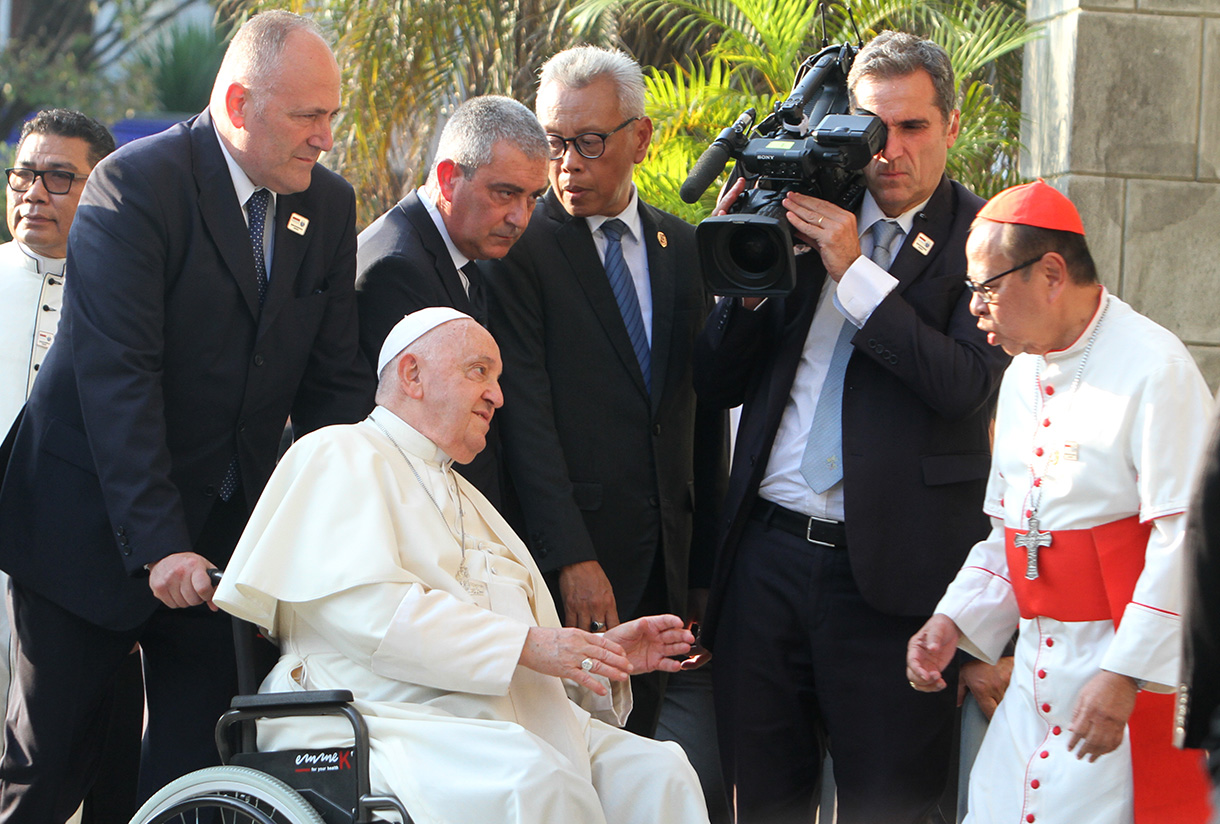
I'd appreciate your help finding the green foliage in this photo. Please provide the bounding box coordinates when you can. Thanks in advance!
[596,0,1038,217]
[133,22,230,115]
[0,0,200,137]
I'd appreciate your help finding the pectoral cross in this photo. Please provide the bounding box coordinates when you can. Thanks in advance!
[1014,517,1052,580]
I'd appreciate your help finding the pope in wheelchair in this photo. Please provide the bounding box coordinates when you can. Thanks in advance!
[212,308,710,824]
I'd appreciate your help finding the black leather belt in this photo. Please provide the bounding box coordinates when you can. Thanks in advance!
[751,499,847,549]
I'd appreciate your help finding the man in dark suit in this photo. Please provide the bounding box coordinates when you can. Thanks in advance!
[694,32,1010,824]
[356,95,548,506]
[1180,404,1220,785]
[0,12,374,820]
[487,45,726,751]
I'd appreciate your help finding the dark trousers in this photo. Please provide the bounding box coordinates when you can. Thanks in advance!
[0,497,245,824]
[712,516,957,824]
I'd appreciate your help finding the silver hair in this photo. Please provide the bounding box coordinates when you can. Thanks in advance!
[217,10,326,98]
[847,31,957,122]
[537,45,646,119]
[433,95,548,175]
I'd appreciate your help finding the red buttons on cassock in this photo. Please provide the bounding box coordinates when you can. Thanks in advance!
[1040,751,1049,759]
[1027,815,1036,823]
[1038,669,1047,679]
[1026,509,1033,518]
[1046,385,1055,395]
[1046,638,1054,647]
[1033,478,1042,487]
[1031,779,1041,789]
[1035,447,1044,457]
[1041,703,1051,713]
[1043,418,1051,427]
[1053,726,1061,735]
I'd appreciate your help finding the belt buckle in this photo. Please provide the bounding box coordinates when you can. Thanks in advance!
[805,515,837,548]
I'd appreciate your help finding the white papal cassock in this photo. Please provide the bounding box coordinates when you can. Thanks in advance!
[935,291,1213,824]
[215,406,709,824]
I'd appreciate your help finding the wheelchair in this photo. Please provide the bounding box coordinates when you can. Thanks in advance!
[129,589,413,824]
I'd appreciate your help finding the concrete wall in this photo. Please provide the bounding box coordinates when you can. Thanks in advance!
[1022,0,1220,390]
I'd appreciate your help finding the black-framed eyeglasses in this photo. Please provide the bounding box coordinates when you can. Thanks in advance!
[964,255,1044,303]
[5,167,87,195]
[546,117,640,161]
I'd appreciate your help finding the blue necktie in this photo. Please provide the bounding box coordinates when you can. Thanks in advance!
[247,188,271,306]
[600,219,651,393]
[219,189,273,502]
[799,219,903,492]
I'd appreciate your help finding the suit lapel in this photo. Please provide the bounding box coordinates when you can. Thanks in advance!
[401,193,473,314]
[191,112,260,320]
[640,204,674,412]
[547,193,649,400]
[886,175,955,293]
[258,190,310,333]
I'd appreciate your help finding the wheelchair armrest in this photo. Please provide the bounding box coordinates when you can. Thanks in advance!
[230,690,354,710]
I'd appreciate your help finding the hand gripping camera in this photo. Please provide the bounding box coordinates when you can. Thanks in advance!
[682,42,886,296]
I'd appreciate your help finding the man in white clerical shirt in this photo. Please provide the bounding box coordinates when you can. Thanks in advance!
[906,180,1214,824]
[215,307,709,824]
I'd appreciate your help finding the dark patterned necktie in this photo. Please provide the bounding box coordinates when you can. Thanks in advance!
[247,188,271,306]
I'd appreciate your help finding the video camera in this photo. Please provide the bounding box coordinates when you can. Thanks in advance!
[681,42,886,296]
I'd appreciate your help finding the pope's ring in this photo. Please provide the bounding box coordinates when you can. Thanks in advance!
[581,658,594,672]
[591,620,606,632]
[817,215,823,225]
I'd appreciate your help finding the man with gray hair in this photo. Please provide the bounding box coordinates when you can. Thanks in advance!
[487,43,728,818]
[357,94,548,506]
[0,10,373,819]
[694,30,1009,822]
[217,307,711,824]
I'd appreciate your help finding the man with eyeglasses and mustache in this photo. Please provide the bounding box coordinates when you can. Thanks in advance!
[486,44,729,818]
[908,179,1213,824]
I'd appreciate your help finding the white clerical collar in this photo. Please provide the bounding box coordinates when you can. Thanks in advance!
[15,241,65,276]
[856,189,932,238]
[211,117,277,217]
[418,186,470,272]
[368,406,453,465]
[1044,286,1110,361]
[585,187,643,240]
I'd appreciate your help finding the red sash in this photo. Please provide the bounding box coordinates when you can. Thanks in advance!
[1005,516,1211,824]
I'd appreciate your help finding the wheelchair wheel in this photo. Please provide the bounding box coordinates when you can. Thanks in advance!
[129,765,325,824]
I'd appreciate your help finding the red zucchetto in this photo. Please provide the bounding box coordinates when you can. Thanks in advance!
[976,179,1086,235]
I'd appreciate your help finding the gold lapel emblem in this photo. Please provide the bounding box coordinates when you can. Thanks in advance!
[912,232,934,255]
[287,213,309,236]
[657,231,668,248]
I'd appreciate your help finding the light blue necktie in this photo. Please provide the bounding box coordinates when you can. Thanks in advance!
[601,219,651,393]
[799,219,903,492]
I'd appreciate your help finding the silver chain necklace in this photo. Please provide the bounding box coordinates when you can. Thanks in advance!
[370,416,486,597]
[1015,294,1110,580]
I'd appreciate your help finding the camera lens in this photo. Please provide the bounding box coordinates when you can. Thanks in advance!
[727,225,780,278]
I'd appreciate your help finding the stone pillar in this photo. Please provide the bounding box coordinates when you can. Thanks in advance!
[1022,0,1220,389]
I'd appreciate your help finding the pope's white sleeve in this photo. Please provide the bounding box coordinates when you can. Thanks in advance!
[293,582,529,696]
[934,518,1020,664]
[1102,513,1186,692]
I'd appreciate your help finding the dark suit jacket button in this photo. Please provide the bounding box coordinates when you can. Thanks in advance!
[116,526,126,536]
[649,495,660,507]
[238,419,246,433]
[653,423,662,436]
[253,354,265,367]
[121,547,131,556]
[204,485,216,497]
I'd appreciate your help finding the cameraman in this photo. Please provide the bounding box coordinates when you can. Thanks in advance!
[693,31,1010,824]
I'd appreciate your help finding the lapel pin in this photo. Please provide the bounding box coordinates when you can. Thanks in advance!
[287,213,309,236]
[657,231,667,248]
[912,232,934,255]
